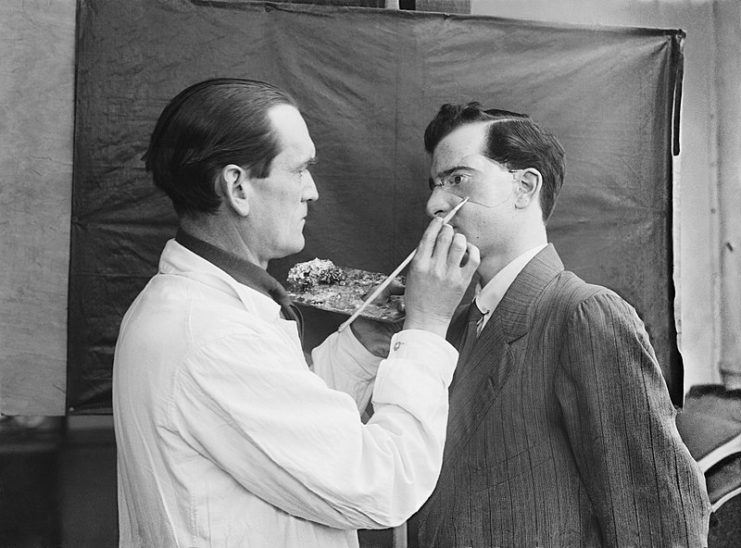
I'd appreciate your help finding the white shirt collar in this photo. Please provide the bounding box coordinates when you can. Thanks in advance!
[160,238,282,321]
[474,243,548,328]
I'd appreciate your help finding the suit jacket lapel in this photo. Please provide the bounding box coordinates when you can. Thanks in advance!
[442,244,565,462]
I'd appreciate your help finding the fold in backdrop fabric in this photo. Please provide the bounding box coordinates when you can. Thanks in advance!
[69,0,685,412]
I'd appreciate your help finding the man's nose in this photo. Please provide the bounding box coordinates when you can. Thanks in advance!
[303,171,319,201]
[425,188,453,219]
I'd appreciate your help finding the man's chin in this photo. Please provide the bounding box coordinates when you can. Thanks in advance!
[274,238,305,261]
[292,236,306,255]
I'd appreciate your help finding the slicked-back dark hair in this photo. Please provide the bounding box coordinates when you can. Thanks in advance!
[143,78,298,217]
[424,102,566,222]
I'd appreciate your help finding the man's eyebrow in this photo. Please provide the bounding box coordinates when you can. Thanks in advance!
[433,165,474,179]
[429,165,474,189]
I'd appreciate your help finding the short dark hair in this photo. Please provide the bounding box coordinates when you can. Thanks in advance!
[424,102,566,222]
[143,78,298,217]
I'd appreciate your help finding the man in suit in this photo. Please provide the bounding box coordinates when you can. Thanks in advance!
[407,103,710,547]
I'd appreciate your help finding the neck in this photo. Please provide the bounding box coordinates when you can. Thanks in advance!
[477,225,547,286]
[179,214,265,268]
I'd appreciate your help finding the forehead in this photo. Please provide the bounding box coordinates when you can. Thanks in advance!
[268,104,315,162]
[431,121,490,172]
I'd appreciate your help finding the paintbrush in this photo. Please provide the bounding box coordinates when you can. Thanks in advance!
[337,197,469,332]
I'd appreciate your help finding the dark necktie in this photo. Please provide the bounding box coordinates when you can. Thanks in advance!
[174,229,304,340]
[458,301,485,360]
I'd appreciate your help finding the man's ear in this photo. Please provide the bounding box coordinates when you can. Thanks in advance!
[513,168,542,209]
[216,164,250,216]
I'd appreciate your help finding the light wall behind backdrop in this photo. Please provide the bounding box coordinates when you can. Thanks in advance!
[0,0,75,415]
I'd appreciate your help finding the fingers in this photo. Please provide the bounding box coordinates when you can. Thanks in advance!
[386,279,406,296]
[415,216,478,274]
[416,216,445,261]
[403,220,478,337]
[445,232,468,268]
[462,242,481,274]
[416,217,457,265]
[434,224,455,263]
[363,278,406,304]
[429,222,461,270]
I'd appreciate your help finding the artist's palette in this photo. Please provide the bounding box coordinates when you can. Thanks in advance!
[286,260,405,323]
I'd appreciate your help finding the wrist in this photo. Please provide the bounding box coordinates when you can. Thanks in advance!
[350,317,398,358]
[403,314,449,338]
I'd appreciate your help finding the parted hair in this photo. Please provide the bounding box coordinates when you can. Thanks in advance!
[143,78,297,217]
[424,102,566,222]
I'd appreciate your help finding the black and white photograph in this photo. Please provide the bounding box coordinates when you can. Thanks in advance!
[1,0,739,546]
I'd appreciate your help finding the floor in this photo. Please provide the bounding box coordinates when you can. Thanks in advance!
[0,416,117,548]
[0,416,737,547]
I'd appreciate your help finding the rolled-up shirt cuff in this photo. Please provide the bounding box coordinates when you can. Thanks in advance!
[372,329,458,414]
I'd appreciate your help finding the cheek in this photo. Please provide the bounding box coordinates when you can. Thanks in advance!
[453,213,478,241]
[460,212,501,245]
[272,187,302,214]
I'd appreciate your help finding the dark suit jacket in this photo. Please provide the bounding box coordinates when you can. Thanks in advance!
[409,245,710,547]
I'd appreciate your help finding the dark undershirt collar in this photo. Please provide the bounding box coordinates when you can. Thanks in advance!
[174,229,303,340]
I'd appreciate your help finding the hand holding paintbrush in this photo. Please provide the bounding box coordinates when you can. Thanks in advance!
[339,197,476,335]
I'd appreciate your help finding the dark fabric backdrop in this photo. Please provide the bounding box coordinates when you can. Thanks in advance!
[69,0,685,412]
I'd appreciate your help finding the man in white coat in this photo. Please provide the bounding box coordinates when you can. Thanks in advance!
[112,78,479,547]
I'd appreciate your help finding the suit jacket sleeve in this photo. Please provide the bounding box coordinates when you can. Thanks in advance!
[555,291,710,547]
